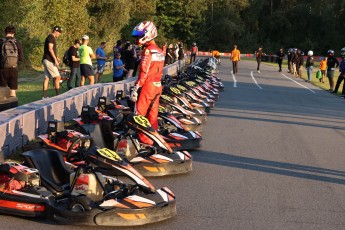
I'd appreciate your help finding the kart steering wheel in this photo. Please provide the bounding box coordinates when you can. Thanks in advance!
[66,137,93,162]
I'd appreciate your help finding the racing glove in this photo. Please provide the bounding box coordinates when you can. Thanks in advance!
[130,85,140,102]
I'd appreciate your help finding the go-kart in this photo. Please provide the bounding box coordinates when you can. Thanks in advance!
[72,103,193,176]
[159,94,203,132]
[0,148,176,226]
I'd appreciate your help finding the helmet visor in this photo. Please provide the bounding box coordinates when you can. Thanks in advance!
[132,30,145,38]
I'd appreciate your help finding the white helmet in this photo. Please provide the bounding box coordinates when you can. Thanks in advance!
[341,47,345,57]
[132,21,157,46]
[307,50,313,56]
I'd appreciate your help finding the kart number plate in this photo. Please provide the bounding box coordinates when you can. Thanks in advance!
[97,148,122,161]
[158,105,166,113]
[161,95,173,102]
[170,87,181,95]
[133,115,151,128]
[177,85,186,91]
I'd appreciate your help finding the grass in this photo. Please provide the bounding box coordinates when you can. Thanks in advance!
[16,69,114,105]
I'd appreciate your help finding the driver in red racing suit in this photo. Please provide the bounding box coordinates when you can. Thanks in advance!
[130,21,165,145]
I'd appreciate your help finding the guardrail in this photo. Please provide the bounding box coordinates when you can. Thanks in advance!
[0,61,181,159]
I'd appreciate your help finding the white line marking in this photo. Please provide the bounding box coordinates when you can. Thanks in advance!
[250,71,263,89]
[281,74,316,93]
[231,71,237,87]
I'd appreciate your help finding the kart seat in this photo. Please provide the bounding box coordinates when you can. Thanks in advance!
[81,123,108,149]
[22,149,71,197]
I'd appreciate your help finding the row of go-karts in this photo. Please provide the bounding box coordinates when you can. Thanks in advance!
[0,58,223,226]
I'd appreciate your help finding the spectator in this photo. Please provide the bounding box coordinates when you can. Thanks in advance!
[95,42,109,83]
[287,48,292,73]
[326,50,339,92]
[255,47,266,73]
[0,25,24,98]
[319,57,327,83]
[130,21,165,146]
[276,48,284,72]
[79,35,95,86]
[178,43,185,71]
[133,46,141,77]
[67,39,81,89]
[42,26,63,99]
[305,50,314,83]
[123,42,137,78]
[190,42,198,63]
[113,40,122,59]
[174,43,179,62]
[230,45,240,74]
[113,52,126,82]
[333,48,345,96]
[291,48,298,75]
[295,51,304,78]
[162,42,167,56]
[165,44,174,66]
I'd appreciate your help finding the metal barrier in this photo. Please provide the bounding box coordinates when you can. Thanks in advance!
[0,61,182,159]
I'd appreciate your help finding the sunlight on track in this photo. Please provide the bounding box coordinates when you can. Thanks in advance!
[281,74,316,93]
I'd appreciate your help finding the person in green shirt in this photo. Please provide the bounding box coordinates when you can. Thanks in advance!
[79,35,95,85]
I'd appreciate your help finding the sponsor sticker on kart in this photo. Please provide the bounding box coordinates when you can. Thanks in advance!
[133,115,151,128]
[158,105,166,113]
[170,87,181,95]
[177,85,187,91]
[161,95,173,102]
[97,148,122,161]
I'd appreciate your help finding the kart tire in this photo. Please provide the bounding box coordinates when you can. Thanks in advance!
[70,196,96,212]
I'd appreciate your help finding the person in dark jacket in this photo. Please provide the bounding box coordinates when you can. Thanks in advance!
[326,50,339,92]
[305,50,314,82]
[295,51,304,78]
[0,25,24,98]
[276,48,284,72]
[287,48,292,73]
[123,42,137,78]
[291,48,299,75]
[333,48,345,95]
[165,44,174,66]
[178,43,184,71]
[255,47,265,73]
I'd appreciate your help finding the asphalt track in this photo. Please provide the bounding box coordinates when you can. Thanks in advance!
[3,59,345,229]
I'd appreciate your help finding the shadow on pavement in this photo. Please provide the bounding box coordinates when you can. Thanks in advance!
[193,150,345,185]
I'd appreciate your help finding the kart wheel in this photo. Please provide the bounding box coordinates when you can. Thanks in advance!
[70,196,95,212]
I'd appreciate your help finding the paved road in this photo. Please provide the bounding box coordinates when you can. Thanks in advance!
[3,59,345,229]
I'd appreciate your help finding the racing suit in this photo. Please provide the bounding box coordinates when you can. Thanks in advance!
[134,41,165,145]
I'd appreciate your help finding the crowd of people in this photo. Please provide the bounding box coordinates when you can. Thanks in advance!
[286,48,345,96]
[162,42,185,68]
[227,44,345,98]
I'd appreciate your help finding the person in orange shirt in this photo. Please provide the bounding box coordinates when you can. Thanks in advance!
[211,50,221,63]
[230,45,240,74]
[319,57,327,83]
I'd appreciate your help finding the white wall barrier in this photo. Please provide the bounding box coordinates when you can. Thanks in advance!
[0,61,183,159]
